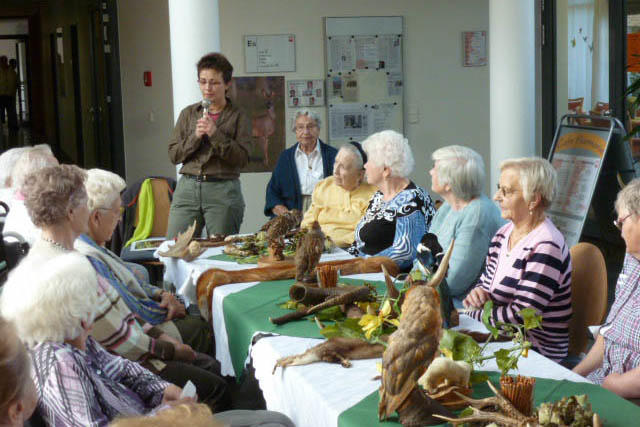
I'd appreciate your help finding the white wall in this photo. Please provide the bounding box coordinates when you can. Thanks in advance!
[117,0,175,183]
[220,0,490,232]
[116,0,490,234]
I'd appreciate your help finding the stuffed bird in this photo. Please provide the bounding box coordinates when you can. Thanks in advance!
[295,221,325,283]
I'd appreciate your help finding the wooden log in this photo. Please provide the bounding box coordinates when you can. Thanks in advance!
[288,284,358,305]
[270,285,375,325]
[196,256,399,321]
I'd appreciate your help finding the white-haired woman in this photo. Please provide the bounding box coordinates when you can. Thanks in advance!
[463,157,571,362]
[347,130,435,271]
[16,165,229,413]
[428,145,504,306]
[0,146,28,205]
[3,145,58,244]
[573,179,640,398]
[1,252,186,426]
[75,168,214,356]
[300,142,376,247]
[264,110,337,216]
[0,316,37,426]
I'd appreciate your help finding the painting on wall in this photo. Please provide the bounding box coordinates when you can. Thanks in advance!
[229,76,285,173]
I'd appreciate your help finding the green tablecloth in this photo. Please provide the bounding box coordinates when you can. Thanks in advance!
[222,278,386,377]
[207,253,236,262]
[337,371,640,426]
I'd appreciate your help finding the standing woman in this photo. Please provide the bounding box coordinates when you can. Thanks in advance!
[348,130,435,271]
[168,52,251,238]
[463,157,571,362]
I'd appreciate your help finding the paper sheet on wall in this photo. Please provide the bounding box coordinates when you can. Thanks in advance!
[328,36,355,72]
[287,79,325,107]
[355,36,379,69]
[370,103,396,133]
[245,34,296,73]
[329,104,369,140]
[342,75,358,102]
[377,35,402,72]
[331,77,343,97]
[386,72,403,96]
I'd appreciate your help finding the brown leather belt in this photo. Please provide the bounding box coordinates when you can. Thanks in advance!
[185,174,228,183]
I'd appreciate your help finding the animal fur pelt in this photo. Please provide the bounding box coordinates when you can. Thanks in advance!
[196,256,400,321]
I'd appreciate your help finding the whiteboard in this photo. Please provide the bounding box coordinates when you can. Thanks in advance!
[244,34,296,73]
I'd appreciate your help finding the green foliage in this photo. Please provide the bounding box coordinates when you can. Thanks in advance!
[319,318,365,339]
[458,407,474,418]
[278,300,305,310]
[439,329,481,362]
[313,306,345,322]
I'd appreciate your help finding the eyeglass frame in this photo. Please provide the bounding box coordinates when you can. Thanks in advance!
[294,123,318,132]
[495,184,521,198]
[614,212,634,230]
[97,206,125,217]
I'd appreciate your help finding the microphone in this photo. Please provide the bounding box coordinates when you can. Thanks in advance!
[201,99,211,118]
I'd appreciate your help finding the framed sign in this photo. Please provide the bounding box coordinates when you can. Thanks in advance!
[244,34,296,73]
[462,31,487,67]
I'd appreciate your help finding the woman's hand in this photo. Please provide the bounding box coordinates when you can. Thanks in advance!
[159,292,186,320]
[195,116,216,138]
[463,287,490,309]
[174,343,197,362]
[272,204,289,216]
[161,384,197,404]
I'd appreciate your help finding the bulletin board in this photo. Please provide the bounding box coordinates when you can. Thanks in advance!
[324,17,404,144]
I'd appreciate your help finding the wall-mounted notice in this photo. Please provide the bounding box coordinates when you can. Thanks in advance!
[245,34,296,73]
[287,79,325,107]
[462,31,487,67]
[325,16,404,145]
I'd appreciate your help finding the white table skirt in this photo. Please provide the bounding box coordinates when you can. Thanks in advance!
[212,272,385,377]
[155,240,353,307]
[250,314,590,427]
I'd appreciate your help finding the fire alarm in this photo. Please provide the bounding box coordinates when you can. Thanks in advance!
[143,71,152,86]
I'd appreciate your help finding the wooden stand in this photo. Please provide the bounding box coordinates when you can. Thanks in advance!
[257,255,294,267]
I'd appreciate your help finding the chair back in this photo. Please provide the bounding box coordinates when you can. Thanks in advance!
[133,178,172,238]
[568,242,608,356]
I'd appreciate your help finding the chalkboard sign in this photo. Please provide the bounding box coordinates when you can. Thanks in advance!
[547,114,629,247]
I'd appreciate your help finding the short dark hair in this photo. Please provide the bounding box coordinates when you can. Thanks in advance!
[196,53,233,83]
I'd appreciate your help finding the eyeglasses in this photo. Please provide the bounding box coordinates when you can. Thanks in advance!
[197,79,222,87]
[98,206,124,217]
[295,124,318,132]
[614,212,633,230]
[496,184,521,198]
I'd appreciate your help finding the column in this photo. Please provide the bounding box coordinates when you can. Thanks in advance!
[168,0,221,123]
[489,0,536,190]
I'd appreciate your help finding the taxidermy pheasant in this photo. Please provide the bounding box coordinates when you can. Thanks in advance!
[378,240,455,426]
[265,209,302,260]
[295,220,325,283]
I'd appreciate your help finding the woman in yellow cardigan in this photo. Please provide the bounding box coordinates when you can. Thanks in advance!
[301,142,376,247]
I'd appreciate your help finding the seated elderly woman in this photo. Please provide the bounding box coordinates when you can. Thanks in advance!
[264,110,337,216]
[300,142,376,247]
[0,316,37,426]
[347,130,435,271]
[75,168,213,355]
[463,157,571,362]
[0,146,28,205]
[1,252,188,425]
[428,145,504,306]
[17,164,228,411]
[573,179,640,398]
[3,144,58,244]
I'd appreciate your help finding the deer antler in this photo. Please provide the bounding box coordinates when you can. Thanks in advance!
[426,239,455,289]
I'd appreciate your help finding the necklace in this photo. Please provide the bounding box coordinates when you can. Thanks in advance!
[41,236,70,252]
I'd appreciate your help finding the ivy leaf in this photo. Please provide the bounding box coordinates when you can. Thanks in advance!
[482,301,500,339]
[459,407,474,418]
[494,348,518,376]
[520,307,543,330]
[439,329,481,362]
[319,318,365,339]
[314,306,345,322]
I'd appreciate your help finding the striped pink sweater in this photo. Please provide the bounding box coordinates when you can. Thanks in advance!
[469,218,572,362]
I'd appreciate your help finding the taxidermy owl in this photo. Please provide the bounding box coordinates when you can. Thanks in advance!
[265,209,302,260]
[295,221,325,283]
[378,241,455,426]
